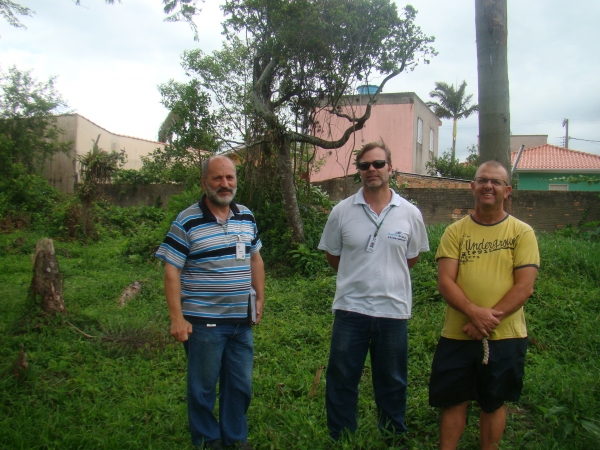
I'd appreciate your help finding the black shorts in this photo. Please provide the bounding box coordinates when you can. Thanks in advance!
[429,337,528,413]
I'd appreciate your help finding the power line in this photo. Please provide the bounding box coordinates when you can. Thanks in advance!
[569,137,600,145]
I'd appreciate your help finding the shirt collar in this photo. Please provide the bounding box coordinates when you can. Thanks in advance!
[199,194,240,223]
[354,187,401,207]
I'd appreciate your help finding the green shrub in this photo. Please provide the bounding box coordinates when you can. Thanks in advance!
[0,164,62,229]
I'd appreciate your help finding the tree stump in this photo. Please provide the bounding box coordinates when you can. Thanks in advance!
[12,349,28,380]
[31,238,66,313]
[118,281,142,307]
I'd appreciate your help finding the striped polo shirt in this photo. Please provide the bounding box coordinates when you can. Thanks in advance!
[155,196,262,323]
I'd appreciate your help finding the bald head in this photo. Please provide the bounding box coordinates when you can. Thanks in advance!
[202,155,236,179]
[475,161,509,184]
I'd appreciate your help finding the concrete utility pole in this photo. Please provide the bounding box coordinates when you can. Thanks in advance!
[562,118,569,148]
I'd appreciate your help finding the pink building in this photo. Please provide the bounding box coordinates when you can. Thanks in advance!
[311,92,441,182]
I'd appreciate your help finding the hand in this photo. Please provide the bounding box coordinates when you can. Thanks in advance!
[170,317,193,342]
[254,298,264,325]
[467,306,503,337]
[463,322,485,340]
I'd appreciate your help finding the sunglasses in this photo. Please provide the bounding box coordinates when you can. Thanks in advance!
[357,160,387,171]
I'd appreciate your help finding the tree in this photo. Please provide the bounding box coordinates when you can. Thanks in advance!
[0,66,70,178]
[475,0,511,173]
[2,1,201,38]
[147,79,219,185]
[158,79,218,151]
[180,0,436,242]
[426,144,479,179]
[427,80,478,163]
[0,0,33,32]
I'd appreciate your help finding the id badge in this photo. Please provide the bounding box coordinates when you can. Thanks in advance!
[366,234,377,253]
[236,241,246,260]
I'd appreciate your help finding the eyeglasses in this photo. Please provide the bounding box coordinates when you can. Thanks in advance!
[357,160,387,171]
[474,177,508,187]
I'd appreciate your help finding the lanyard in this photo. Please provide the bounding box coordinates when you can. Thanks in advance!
[361,204,394,238]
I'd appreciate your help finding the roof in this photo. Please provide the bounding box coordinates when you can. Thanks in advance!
[511,144,600,171]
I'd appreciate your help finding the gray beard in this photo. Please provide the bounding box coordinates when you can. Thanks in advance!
[206,186,237,207]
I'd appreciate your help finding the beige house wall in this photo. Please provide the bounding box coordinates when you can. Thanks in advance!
[311,92,440,182]
[509,135,548,153]
[43,114,164,193]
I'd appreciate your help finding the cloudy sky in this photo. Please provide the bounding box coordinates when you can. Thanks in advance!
[2,0,599,161]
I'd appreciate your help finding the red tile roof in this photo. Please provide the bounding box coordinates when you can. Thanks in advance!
[511,144,600,170]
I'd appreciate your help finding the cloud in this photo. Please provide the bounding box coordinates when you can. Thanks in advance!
[1,0,598,157]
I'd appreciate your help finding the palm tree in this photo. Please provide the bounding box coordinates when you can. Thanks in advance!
[427,81,478,162]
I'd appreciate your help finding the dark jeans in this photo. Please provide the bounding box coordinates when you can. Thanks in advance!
[326,310,408,440]
[184,323,254,447]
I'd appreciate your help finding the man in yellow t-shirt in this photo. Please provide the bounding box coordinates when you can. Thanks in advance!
[429,161,540,450]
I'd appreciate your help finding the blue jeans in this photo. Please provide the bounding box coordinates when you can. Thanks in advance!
[326,310,408,440]
[183,323,254,447]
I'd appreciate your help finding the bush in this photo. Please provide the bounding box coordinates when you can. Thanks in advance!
[426,145,479,179]
[0,164,63,231]
[121,187,201,261]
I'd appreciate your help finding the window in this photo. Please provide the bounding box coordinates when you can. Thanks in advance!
[429,128,434,152]
[417,118,423,144]
[549,184,568,191]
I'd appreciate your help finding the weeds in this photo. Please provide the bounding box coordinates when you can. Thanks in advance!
[0,227,599,449]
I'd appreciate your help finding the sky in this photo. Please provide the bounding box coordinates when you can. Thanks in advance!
[2,0,599,161]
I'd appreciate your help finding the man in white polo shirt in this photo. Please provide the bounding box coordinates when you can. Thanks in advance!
[318,140,429,444]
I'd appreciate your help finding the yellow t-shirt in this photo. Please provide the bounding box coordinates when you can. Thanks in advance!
[435,214,540,340]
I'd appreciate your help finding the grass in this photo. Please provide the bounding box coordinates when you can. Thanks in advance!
[1,227,599,449]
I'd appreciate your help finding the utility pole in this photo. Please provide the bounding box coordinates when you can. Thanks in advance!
[562,118,569,148]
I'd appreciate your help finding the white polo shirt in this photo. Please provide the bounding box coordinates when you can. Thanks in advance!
[318,188,429,319]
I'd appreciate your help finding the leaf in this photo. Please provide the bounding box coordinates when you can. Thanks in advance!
[544,406,569,419]
[581,421,600,438]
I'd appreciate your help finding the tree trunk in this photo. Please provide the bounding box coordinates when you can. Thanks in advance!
[451,117,458,162]
[31,238,66,313]
[475,0,511,176]
[277,135,305,242]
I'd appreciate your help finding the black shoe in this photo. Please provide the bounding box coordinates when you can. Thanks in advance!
[226,443,251,450]
[203,441,223,450]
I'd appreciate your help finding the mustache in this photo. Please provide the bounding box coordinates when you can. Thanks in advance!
[216,187,235,194]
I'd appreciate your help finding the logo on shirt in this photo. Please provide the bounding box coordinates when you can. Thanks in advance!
[387,230,408,242]
[459,234,517,264]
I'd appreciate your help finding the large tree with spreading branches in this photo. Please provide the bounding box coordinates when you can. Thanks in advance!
[172,0,436,242]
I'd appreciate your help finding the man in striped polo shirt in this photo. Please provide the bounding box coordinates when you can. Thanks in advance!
[156,155,265,450]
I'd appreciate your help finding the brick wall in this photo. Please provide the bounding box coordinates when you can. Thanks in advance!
[316,175,600,232]
[103,179,600,233]
[398,172,472,190]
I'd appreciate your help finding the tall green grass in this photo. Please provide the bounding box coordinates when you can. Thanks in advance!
[1,228,599,449]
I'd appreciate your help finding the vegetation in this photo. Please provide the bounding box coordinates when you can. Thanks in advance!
[2,1,200,36]
[426,81,478,163]
[552,175,600,241]
[1,214,599,448]
[0,0,32,30]
[0,66,70,178]
[426,145,479,180]
[169,0,436,242]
